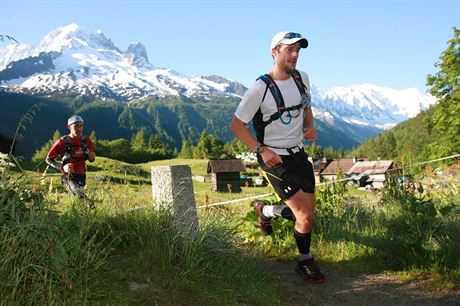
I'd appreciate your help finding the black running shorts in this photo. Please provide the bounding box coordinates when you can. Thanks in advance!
[61,173,86,198]
[258,148,315,201]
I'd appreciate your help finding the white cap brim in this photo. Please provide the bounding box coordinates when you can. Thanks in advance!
[67,115,84,125]
[271,37,308,49]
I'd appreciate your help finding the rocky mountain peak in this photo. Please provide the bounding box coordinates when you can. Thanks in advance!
[125,42,149,67]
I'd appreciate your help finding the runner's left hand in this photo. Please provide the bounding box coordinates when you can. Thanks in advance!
[303,127,317,142]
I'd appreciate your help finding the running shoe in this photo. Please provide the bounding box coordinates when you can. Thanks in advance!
[295,258,325,283]
[254,200,273,235]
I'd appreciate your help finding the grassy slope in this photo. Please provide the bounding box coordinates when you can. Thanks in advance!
[10,157,460,304]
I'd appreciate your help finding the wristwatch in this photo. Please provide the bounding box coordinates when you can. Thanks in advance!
[255,144,265,154]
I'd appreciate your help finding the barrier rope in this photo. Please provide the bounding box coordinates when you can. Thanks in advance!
[195,154,460,209]
[416,153,460,165]
[195,177,356,209]
[6,153,460,211]
[196,193,273,209]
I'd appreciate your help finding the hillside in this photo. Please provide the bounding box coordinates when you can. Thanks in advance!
[0,92,240,158]
[0,91,375,159]
[348,95,459,164]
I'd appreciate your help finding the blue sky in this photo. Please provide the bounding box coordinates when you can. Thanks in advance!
[1,0,459,91]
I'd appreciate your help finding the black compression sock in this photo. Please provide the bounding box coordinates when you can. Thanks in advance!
[293,229,311,255]
[273,205,296,221]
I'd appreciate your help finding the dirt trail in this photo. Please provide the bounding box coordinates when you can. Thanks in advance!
[267,259,460,306]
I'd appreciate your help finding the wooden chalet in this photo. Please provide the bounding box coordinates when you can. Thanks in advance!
[207,159,245,193]
[310,157,332,184]
[321,158,363,182]
[347,160,395,189]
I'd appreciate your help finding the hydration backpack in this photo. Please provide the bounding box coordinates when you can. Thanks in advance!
[253,69,311,143]
[61,135,89,165]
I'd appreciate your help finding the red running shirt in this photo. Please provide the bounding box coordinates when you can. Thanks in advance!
[47,136,95,174]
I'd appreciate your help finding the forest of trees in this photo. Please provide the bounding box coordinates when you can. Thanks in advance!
[32,128,174,164]
[32,125,348,164]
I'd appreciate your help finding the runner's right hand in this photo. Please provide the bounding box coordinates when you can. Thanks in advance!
[261,147,282,168]
[63,163,73,174]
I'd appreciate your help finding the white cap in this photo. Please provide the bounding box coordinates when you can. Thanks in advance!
[67,115,84,126]
[270,31,309,50]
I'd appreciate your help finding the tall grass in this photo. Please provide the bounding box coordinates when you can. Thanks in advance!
[2,151,282,304]
[0,155,115,304]
[318,173,460,280]
[5,110,458,302]
[102,208,279,305]
[377,173,460,276]
[238,170,460,288]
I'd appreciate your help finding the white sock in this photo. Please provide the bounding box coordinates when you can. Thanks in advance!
[262,205,275,218]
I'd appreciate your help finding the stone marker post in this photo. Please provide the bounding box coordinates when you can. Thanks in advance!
[151,165,198,235]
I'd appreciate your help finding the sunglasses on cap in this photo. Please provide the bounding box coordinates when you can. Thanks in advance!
[283,32,302,39]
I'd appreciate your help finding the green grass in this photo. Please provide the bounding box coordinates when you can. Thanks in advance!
[1,156,284,305]
[2,155,459,304]
[240,169,460,290]
[101,208,281,305]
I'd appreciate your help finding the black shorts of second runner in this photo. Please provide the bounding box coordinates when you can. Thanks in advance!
[257,148,315,201]
[61,173,86,197]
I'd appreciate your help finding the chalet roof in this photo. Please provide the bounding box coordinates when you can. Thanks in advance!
[322,158,357,175]
[207,159,245,173]
[347,160,394,175]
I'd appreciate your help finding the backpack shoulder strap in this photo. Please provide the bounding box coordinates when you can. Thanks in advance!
[258,74,270,103]
[292,69,312,108]
[257,74,285,109]
[61,135,73,164]
[81,135,88,150]
[80,135,90,160]
[291,69,306,96]
[61,135,72,150]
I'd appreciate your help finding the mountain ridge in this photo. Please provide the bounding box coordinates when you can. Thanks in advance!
[0,23,437,154]
[0,24,245,102]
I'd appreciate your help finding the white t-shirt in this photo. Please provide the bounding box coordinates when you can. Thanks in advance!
[234,70,311,155]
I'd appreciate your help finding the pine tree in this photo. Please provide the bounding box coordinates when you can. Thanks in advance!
[131,128,147,152]
[224,138,250,156]
[89,130,97,143]
[180,139,194,158]
[32,130,61,162]
[310,143,324,159]
[194,129,223,159]
[148,135,164,150]
[118,107,136,130]
[378,131,397,159]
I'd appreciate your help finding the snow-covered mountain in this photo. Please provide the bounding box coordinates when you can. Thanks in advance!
[0,24,246,102]
[0,23,436,133]
[311,84,436,130]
